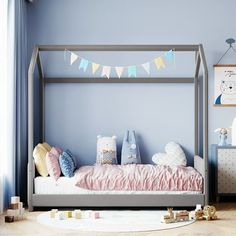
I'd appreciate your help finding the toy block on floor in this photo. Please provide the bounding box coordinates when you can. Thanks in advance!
[73,210,82,219]
[50,209,58,218]
[64,211,72,218]
[5,196,25,222]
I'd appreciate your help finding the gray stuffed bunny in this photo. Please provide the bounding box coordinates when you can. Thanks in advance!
[121,130,141,164]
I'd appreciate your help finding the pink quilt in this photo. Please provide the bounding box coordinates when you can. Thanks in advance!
[74,164,203,192]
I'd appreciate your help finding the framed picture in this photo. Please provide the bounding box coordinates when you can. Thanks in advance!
[214,65,236,106]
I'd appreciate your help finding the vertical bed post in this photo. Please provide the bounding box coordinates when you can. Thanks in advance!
[37,50,45,141]
[28,46,39,211]
[194,51,201,156]
[199,44,209,205]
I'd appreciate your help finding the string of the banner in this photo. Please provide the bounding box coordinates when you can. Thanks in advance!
[63,48,176,78]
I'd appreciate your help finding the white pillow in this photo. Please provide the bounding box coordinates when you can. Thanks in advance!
[152,141,187,166]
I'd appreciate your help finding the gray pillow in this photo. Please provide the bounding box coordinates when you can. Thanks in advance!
[121,130,141,164]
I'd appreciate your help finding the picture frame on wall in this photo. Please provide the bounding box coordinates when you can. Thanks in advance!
[214,64,236,106]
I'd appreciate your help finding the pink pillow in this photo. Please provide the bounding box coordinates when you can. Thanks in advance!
[46,147,62,181]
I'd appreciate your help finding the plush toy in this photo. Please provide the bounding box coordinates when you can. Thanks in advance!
[96,135,117,164]
[214,128,229,146]
[152,141,187,166]
[121,130,141,165]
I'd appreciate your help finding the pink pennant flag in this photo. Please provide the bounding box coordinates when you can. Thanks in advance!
[115,67,124,78]
[102,66,111,79]
[92,63,100,74]
[142,62,150,74]
[154,57,166,70]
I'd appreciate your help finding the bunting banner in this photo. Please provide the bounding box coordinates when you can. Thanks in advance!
[70,52,78,65]
[154,57,166,70]
[102,66,111,79]
[92,63,100,74]
[164,49,174,62]
[142,62,150,74]
[115,67,124,78]
[128,66,137,77]
[65,49,175,78]
[79,58,89,72]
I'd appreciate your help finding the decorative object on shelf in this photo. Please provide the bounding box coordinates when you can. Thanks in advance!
[64,49,175,78]
[96,135,117,164]
[214,128,229,146]
[121,130,141,165]
[214,38,236,106]
[232,117,236,145]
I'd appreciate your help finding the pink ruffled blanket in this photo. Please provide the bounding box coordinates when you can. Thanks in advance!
[74,164,203,192]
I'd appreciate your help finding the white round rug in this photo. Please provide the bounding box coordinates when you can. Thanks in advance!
[37,210,195,232]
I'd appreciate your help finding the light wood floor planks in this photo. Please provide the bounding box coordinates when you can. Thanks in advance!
[0,203,236,236]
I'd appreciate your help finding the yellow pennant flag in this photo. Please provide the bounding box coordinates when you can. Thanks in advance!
[154,57,165,70]
[92,63,100,74]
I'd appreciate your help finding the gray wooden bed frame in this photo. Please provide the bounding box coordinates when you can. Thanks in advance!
[28,44,208,211]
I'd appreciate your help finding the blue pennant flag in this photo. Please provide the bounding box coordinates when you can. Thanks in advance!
[79,58,89,72]
[128,66,137,77]
[164,50,174,62]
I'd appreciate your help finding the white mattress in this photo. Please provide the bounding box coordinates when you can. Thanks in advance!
[34,177,202,195]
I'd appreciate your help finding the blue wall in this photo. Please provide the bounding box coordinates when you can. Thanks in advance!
[27,0,236,166]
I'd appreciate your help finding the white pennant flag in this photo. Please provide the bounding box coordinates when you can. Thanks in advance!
[142,62,150,74]
[70,52,78,65]
[102,66,111,79]
[115,67,124,78]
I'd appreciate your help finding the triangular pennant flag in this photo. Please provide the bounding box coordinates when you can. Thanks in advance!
[70,52,78,65]
[102,66,111,79]
[142,62,150,74]
[164,50,174,62]
[115,67,124,78]
[92,63,100,74]
[154,57,166,70]
[128,66,137,77]
[79,58,89,72]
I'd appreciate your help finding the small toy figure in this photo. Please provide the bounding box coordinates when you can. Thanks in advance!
[203,205,217,221]
[214,128,229,146]
[190,204,217,221]
[175,210,189,222]
[161,208,175,223]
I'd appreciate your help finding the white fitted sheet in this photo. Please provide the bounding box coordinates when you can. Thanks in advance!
[34,177,202,195]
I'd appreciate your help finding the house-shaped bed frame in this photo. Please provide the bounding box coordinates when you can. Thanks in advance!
[28,44,208,211]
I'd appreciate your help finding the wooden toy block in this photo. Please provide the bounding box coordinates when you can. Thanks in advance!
[50,209,58,218]
[90,211,100,219]
[82,210,92,219]
[73,210,82,219]
[18,202,23,209]
[55,212,65,220]
[7,209,19,217]
[11,196,20,204]
[64,211,72,218]
[5,216,14,223]
[10,203,19,209]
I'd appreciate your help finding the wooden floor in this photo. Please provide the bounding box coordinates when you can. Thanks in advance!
[0,203,236,236]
